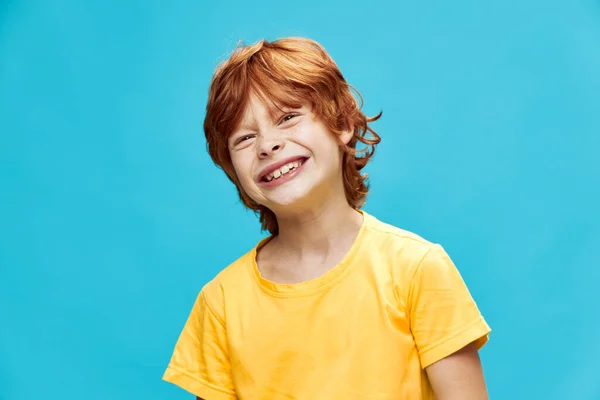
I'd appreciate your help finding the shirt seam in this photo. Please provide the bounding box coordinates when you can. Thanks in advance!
[167,363,236,397]
[249,222,370,299]
[418,316,488,357]
[404,246,435,320]
[365,221,437,247]
[202,290,226,328]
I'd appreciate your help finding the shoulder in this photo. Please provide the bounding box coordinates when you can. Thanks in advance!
[198,237,267,311]
[360,211,468,305]
[365,211,462,286]
[362,211,440,263]
[360,211,462,287]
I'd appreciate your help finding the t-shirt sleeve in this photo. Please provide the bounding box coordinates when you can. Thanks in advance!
[407,244,491,369]
[162,289,237,400]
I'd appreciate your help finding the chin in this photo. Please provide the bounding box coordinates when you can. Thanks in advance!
[265,194,309,209]
[262,185,316,210]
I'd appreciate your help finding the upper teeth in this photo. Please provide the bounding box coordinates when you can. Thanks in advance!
[265,160,303,182]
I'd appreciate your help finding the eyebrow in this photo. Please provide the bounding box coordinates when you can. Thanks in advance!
[229,122,254,143]
[232,105,302,135]
[233,121,256,135]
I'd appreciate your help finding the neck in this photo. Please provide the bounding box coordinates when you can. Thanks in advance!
[272,200,364,260]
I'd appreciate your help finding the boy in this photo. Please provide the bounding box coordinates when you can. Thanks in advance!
[163,37,491,399]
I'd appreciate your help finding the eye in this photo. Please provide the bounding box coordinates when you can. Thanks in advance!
[233,134,256,147]
[280,113,299,124]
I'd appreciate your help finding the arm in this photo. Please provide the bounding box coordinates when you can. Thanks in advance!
[403,245,492,399]
[162,289,237,400]
[425,342,488,400]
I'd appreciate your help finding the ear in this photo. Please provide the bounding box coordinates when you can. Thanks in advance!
[338,124,355,146]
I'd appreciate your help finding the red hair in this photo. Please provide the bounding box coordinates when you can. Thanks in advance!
[203,37,382,235]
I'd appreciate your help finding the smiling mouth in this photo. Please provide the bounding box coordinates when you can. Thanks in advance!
[261,157,307,183]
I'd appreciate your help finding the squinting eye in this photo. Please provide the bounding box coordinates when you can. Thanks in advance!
[281,113,298,123]
[234,134,255,146]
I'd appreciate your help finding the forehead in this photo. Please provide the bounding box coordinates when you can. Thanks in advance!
[236,92,303,128]
[240,93,272,122]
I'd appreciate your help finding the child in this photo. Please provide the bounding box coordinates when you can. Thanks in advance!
[163,37,491,399]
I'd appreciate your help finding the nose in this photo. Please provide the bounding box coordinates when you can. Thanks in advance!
[257,134,285,158]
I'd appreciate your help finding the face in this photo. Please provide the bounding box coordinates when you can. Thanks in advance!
[228,93,353,214]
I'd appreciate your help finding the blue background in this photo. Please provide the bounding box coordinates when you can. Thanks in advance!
[1,0,599,399]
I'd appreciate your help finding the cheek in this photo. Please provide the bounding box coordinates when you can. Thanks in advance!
[230,153,256,187]
[312,132,344,161]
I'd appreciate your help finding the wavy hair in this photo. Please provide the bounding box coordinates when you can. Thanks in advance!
[203,37,382,235]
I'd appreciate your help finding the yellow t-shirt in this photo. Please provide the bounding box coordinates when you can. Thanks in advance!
[163,211,491,399]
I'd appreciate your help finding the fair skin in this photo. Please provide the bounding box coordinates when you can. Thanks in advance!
[228,93,362,282]
[215,93,489,399]
[426,342,489,400]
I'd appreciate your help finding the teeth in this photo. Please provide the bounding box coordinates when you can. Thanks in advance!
[265,159,304,182]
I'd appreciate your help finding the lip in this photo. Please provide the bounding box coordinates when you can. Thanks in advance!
[257,156,309,186]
